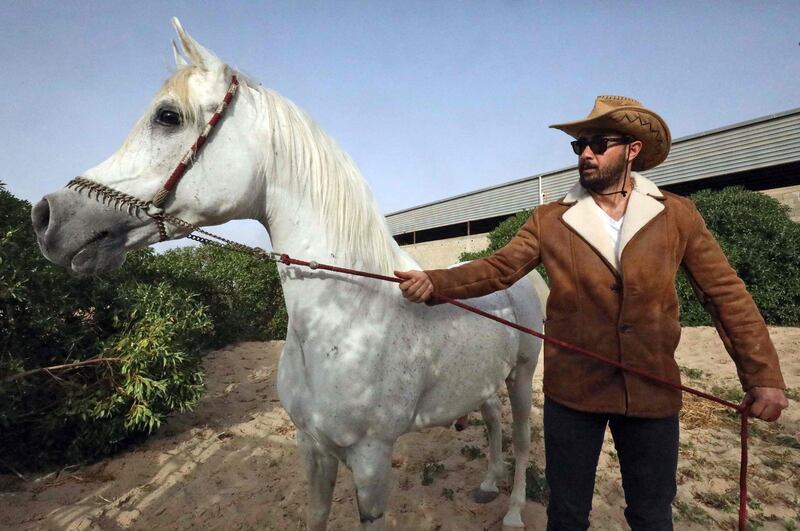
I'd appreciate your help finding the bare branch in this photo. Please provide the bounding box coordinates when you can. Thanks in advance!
[3,358,123,383]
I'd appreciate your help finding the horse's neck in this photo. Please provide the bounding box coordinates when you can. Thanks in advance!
[264,191,340,263]
[264,191,399,338]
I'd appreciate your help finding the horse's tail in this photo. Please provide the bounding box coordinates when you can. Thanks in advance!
[514,269,548,362]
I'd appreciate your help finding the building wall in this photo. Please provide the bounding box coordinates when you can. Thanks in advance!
[401,233,490,269]
[387,109,800,236]
[400,185,799,270]
[763,184,800,222]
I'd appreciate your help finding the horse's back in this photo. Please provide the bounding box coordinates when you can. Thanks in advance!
[446,260,547,338]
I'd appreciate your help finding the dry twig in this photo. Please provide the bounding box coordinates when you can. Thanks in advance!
[3,358,123,383]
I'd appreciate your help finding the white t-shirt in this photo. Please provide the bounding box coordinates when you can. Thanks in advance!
[592,201,624,261]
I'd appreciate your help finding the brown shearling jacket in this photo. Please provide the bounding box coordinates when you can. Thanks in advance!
[426,174,785,417]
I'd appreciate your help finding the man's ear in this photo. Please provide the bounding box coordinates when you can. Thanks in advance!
[627,140,643,163]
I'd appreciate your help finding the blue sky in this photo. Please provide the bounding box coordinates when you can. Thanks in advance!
[2,1,798,250]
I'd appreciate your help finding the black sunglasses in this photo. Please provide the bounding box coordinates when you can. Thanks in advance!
[571,135,633,155]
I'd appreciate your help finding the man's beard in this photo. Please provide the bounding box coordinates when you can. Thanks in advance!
[579,153,627,193]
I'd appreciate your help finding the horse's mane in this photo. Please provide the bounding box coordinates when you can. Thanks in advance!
[159,67,200,125]
[255,83,405,274]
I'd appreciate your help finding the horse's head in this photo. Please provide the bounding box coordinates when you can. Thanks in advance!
[32,18,264,275]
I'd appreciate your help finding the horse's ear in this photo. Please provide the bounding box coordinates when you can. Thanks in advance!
[172,40,189,68]
[171,17,221,70]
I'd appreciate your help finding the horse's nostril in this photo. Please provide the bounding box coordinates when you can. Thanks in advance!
[95,230,110,242]
[31,198,51,236]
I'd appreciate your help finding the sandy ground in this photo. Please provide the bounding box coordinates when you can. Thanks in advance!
[1,327,799,530]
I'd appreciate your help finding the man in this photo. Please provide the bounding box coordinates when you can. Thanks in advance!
[395,96,788,530]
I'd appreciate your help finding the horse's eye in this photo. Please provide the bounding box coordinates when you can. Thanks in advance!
[156,109,182,127]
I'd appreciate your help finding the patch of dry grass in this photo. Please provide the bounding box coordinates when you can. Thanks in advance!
[680,393,730,430]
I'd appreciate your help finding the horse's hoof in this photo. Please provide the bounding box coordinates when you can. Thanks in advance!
[501,513,525,530]
[471,487,499,504]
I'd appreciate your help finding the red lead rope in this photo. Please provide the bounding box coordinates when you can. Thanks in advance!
[276,253,751,530]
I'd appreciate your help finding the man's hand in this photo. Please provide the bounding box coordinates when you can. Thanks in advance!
[395,270,434,303]
[742,387,789,422]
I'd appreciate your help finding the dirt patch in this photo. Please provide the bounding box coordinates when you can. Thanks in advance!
[2,327,798,530]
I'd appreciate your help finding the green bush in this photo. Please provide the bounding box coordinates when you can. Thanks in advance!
[0,183,286,471]
[676,187,800,326]
[125,244,287,346]
[459,209,548,284]
[460,209,533,263]
[458,187,799,326]
[8,283,211,466]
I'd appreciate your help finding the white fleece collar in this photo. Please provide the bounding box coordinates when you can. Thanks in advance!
[560,172,666,273]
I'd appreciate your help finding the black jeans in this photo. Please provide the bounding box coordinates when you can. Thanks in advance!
[544,397,679,531]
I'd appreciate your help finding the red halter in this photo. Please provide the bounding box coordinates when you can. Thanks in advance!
[67,74,240,241]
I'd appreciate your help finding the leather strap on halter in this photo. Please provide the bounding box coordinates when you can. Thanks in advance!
[151,75,239,208]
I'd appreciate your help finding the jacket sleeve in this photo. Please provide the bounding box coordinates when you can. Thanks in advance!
[424,209,542,304]
[681,203,785,390]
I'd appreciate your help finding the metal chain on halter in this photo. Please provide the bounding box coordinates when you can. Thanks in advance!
[157,206,280,262]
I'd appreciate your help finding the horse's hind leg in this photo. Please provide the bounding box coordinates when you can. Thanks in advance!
[503,358,536,529]
[473,394,505,503]
[348,438,393,530]
[298,430,339,531]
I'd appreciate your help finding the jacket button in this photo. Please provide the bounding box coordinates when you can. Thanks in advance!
[610,283,622,292]
[620,324,632,333]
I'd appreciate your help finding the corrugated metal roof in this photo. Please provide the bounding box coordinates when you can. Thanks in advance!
[387,108,800,235]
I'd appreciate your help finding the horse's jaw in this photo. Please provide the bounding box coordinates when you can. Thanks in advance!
[31,188,158,275]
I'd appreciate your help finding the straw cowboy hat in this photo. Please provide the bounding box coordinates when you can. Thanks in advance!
[550,95,672,171]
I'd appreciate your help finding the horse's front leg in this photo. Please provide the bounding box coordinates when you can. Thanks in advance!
[298,430,339,531]
[504,358,536,529]
[347,438,393,530]
[473,394,506,503]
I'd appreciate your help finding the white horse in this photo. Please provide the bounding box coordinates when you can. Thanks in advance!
[32,19,547,530]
